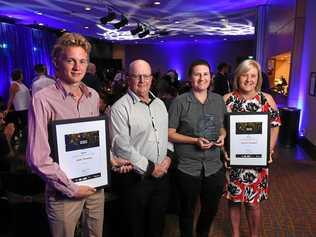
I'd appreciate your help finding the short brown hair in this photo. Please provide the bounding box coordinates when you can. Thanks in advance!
[51,33,91,60]
[233,59,262,91]
[188,59,211,76]
[34,64,47,75]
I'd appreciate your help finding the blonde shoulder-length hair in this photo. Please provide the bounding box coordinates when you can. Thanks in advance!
[233,59,263,91]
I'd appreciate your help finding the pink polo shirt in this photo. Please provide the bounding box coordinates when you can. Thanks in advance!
[27,79,100,198]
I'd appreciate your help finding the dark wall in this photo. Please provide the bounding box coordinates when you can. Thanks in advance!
[90,39,112,59]
[124,40,255,80]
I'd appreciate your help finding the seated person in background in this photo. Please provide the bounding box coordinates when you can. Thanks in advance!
[31,64,55,95]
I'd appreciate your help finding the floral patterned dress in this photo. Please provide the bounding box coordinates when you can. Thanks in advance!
[223,91,281,203]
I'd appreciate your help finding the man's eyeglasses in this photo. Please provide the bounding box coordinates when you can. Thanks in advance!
[128,74,152,81]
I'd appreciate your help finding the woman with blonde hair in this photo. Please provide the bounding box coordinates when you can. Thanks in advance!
[223,59,281,237]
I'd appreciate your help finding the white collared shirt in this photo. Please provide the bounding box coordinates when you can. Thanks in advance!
[110,89,168,174]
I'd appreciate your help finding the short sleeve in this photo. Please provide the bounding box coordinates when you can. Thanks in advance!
[219,96,228,128]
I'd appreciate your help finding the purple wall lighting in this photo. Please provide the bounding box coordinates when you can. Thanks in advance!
[0,22,56,100]
[125,40,255,81]
[287,0,316,135]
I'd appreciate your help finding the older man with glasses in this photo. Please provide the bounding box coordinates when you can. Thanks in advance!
[110,59,171,237]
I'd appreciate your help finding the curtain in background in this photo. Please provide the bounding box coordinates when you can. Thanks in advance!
[0,22,56,100]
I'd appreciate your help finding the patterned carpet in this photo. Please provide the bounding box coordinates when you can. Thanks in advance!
[1,145,314,237]
[164,145,316,237]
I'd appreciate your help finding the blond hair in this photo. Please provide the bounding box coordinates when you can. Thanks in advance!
[233,59,263,91]
[51,33,91,60]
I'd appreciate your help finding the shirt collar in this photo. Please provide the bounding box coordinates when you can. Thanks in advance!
[55,79,92,100]
[127,88,156,104]
[186,90,214,104]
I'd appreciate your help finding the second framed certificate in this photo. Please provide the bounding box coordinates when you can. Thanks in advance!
[227,112,270,167]
[50,116,110,189]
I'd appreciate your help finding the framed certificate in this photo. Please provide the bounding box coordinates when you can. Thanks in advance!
[227,112,270,167]
[50,116,110,189]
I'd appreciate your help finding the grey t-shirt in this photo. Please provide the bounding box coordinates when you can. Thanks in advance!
[169,91,227,177]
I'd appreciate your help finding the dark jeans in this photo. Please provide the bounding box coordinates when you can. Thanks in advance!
[176,168,225,237]
[114,172,169,237]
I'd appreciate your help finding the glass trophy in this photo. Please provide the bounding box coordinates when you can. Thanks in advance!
[197,114,218,141]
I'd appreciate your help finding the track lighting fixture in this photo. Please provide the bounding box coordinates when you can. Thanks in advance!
[138,28,150,38]
[157,30,169,36]
[97,3,164,40]
[130,24,144,35]
[100,11,116,25]
[114,15,128,29]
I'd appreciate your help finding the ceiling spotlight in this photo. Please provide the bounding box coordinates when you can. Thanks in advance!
[130,24,143,35]
[114,16,128,29]
[153,1,161,5]
[138,28,150,38]
[85,6,92,11]
[100,11,116,25]
[157,30,169,36]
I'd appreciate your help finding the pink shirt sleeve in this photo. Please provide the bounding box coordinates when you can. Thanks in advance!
[26,96,79,198]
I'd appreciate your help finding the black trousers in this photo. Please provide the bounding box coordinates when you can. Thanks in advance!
[176,168,225,237]
[114,172,169,237]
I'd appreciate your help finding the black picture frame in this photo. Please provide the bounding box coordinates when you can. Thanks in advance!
[50,116,111,189]
[227,112,270,168]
